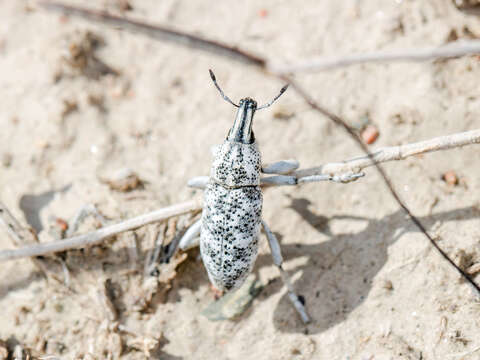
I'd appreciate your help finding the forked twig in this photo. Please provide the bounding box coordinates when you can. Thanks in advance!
[295,128,480,177]
[0,199,201,261]
[34,1,480,293]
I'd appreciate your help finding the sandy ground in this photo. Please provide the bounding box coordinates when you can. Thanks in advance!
[1,0,480,359]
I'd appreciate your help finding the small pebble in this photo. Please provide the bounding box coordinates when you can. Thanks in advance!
[58,14,69,24]
[101,168,142,192]
[61,99,78,119]
[56,218,69,232]
[258,9,268,17]
[291,348,301,355]
[273,106,294,120]
[361,124,379,144]
[54,303,64,313]
[117,0,133,11]
[87,94,105,112]
[383,279,393,290]
[48,216,69,240]
[442,171,458,186]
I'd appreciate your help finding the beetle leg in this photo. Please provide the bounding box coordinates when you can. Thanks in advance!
[187,176,209,189]
[261,171,365,186]
[179,219,202,250]
[261,175,298,186]
[262,159,300,175]
[299,172,365,184]
[261,220,311,324]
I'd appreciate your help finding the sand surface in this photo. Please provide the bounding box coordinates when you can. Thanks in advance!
[1,0,480,359]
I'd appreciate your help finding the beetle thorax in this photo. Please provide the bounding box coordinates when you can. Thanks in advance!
[210,141,261,188]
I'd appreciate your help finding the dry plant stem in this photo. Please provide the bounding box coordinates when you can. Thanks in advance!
[38,2,480,293]
[295,129,480,178]
[270,40,480,74]
[40,1,264,67]
[0,199,201,261]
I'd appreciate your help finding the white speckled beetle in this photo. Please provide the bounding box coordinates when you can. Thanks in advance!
[178,70,311,323]
[179,70,364,324]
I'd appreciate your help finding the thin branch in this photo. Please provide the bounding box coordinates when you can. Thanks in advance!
[295,128,480,178]
[0,199,201,261]
[39,1,264,67]
[270,40,480,74]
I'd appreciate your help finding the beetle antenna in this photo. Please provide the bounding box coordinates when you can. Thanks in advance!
[257,84,289,110]
[209,69,239,107]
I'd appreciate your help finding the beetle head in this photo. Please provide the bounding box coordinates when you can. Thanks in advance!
[227,97,257,144]
[208,69,288,144]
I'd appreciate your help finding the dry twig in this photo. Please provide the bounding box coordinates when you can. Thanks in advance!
[270,40,480,74]
[40,1,264,67]
[0,199,201,261]
[295,128,480,178]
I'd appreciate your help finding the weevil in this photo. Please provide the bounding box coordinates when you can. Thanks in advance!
[179,70,363,324]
